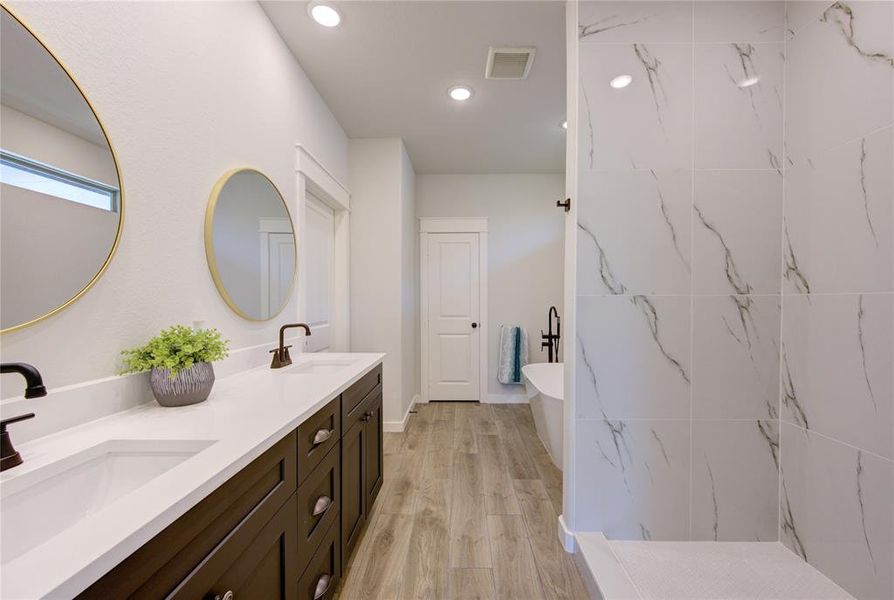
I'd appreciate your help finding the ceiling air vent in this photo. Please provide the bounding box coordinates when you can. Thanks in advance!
[485,46,536,80]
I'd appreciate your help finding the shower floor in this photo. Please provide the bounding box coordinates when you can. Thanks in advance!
[575,534,854,600]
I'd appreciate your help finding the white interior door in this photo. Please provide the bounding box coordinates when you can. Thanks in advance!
[426,232,480,401]
[259,218,295,320]
[304,193,335,352]
[267,233,295,317]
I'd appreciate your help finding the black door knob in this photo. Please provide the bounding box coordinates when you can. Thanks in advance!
[471,322,478,329]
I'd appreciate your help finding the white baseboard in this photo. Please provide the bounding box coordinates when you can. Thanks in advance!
[384,394,419,432]
[486,390,535,404]
[558,514,577,553]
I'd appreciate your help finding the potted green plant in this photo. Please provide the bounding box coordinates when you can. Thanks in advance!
[120,325,230,407]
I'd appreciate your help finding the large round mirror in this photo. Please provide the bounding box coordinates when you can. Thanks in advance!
[205,169,296,321]
[0,7,123,333]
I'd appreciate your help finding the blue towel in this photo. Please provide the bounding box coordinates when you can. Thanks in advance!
[498,325,528,384]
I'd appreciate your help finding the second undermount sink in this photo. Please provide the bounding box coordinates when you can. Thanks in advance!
[285,356,358,375]
[0,438,215,563]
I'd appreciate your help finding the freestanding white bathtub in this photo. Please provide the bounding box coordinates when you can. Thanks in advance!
[522,362,563,470]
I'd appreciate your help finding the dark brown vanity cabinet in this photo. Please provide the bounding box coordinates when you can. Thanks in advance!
[78,365,382,600]
[340,366,384,563]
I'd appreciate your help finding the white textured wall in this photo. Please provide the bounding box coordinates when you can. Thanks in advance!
[416,174,565,398]
[0,1,348,398]
[348,138,418,425]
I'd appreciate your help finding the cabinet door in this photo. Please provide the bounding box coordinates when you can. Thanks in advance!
[340,419,366,563]
[363,393,383,509]
[170,495,298,600]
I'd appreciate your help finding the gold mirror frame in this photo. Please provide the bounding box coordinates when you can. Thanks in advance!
[204,168,297,321]
[0,4,125,335]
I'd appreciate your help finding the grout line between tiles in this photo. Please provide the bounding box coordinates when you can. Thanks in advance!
[777,1,789,543]
[782,420,894,465]
[688,0,696,542]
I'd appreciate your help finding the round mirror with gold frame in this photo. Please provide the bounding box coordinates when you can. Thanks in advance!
[0,6,124,333]
[204,169,297,321]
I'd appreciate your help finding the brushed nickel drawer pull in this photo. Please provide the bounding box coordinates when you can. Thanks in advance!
[312,495,332,517]
[312,428,332,446]
[313,574,332,599]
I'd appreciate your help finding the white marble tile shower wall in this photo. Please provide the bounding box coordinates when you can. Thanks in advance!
[576,0,785,543]
[779,3,893,599]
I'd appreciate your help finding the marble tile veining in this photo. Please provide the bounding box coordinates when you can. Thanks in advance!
[780,423,893,600]
[577,295,691,420]
[782,293,893,460]
[694,42,785,169]
[693,295,781,420]
[691,420,780,542]
[784,126,893,294]
[694,1,786,43]
[578,1,693,43]
[577,170,691,296]
[579,43,692,171]
[785,0,894,165]
[693,171,782,295]
[575,419,691,540]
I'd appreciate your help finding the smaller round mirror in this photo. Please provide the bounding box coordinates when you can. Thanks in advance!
[205,169,296,321]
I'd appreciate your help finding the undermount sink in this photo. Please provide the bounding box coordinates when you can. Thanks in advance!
[285,356,358,375]
[0,438,214,563]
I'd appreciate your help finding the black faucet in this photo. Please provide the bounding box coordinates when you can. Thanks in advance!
[540,306,561,363]
[270,323,311,369]
[1,362,47,398]
[1,413,35,471]
[0,362,45,472]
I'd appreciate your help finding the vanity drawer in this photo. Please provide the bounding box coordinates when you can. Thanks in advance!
[296,519,341,600]
[343,381,382,434]
[341,364,382,420]
[297,398,340,485]
[170,494,299,600]
[78,433,297,599]
[296,442,340,573]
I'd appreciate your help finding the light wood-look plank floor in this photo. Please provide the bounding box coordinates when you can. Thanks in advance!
[335,403,590,600]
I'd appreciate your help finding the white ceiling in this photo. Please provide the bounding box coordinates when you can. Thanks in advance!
[261,1,566,174]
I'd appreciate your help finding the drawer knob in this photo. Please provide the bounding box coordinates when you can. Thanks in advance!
[208,591,234,600]
[313,574,331,600]
[312,428,332,446]
[312,495,333,517]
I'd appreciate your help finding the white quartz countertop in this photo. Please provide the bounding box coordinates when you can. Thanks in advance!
[0,353,385,599]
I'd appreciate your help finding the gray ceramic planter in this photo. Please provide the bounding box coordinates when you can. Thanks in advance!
[149,362,215,407]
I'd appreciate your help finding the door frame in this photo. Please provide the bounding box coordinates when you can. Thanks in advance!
[258,216,295,320]
[419,218,488,404]
[295,144,351,352]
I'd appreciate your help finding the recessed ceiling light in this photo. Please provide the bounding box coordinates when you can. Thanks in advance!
[308,2,341,27]
[561,120,568,129]
[448,85,473,101]
[610,74,633,89]
[737,76,760,88]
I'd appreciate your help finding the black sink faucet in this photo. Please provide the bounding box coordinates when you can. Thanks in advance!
[1,362,47,398]
[0,362,44,472]
[270,323,311,369]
